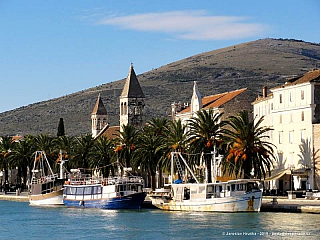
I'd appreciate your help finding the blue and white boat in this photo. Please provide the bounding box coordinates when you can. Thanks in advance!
[63,171,146,209]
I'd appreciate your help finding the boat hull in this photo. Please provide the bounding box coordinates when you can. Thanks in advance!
[29,189,64,205]
[151,191,262,212]
[63,192,146,209]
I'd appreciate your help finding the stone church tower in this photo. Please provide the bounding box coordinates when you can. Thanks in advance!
[120,64,145,131]
[91,93,108,138]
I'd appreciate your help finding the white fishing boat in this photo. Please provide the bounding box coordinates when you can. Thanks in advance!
[150,152,262,212]
[29,151,67,205]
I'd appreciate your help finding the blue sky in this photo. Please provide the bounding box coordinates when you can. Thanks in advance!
[0,0,319,113]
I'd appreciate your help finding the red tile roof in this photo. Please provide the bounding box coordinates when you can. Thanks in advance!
[99,125,120,140]
[273,69,320,89]
[178,88,247,114]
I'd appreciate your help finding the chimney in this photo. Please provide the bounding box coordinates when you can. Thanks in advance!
[262,86,267,98]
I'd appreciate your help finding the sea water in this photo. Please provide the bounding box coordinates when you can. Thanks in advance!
[0,201,319,240]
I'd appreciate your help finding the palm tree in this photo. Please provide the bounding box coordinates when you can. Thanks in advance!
[53,135,75,171]
[133,127,164,190]
[72,134,94,170]
[10,138,34,189]
[146,117,169,136]
[90,136,115,177]
[146,117,169,187]
[161,119,188,171]
[187,108,226,183]
[221,110,275,179]
[34,134,57,173]
[115,124,138,168]
[0,136,15,190]
[35,134,55,156]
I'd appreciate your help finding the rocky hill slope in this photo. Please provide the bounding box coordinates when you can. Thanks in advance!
[1,38,320,136]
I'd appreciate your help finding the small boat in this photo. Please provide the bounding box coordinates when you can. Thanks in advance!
[150,152,262,212]
[62,170,146,209]
[29,151,67,205]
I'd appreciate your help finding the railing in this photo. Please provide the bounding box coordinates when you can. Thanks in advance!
[31,173,59,184]
[67,174,144,186]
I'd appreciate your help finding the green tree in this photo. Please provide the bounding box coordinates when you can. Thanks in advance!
[161,119,188,176]
[133,126,164,190]
[72,134,94,170]
[10,137,35,188]
[146,117,169,187]
[146,117,169,136]
[34,134,56,168]
[53,135,75,170]
[57,118,65,137]
[0,136,15,190]
[115,124,138,168]
[187,109,226,183]
[221,110,275,179]
[90,136,115,177]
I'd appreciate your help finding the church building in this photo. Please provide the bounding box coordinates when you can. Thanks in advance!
[172,81,247,125]
[91,64,145,139]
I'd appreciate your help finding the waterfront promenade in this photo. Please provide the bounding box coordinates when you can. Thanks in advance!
[262,196,320,213]
[0,191,28,202]
[1,192,320,213]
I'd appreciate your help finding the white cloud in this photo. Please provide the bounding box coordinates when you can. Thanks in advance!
[97,10,267,40]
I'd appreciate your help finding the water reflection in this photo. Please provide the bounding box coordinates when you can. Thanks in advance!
[1,201,320,240]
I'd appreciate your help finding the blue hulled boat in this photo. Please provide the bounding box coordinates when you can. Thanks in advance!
[63,171,146,209]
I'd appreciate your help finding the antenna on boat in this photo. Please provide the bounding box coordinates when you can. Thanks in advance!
[58,149,68,179]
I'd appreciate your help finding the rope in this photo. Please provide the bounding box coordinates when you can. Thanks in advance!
[175,151,252,179]
[76,162,118,171]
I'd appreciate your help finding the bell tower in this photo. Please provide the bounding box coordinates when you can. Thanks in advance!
[91,93,108,138]
[190,81,202,113]
[120,64,145,131]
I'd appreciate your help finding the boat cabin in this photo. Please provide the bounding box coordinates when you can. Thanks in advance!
[170,180,260,202]
[30,172,64,196]
[63,175,144,201]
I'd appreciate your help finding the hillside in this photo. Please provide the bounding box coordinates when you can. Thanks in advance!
[1,38,320,136]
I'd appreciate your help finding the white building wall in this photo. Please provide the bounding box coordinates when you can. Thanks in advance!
[253,82,315,189]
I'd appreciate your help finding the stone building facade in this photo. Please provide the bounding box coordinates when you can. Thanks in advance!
[253,69,320,192]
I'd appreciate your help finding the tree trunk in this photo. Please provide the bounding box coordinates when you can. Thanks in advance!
[4,167,8,183]
[158,164,163,187]
[243,159,251,179]
[151,173,157,190]
[17,167,22,186]
[22,165,28,189]
[205,155,212,183]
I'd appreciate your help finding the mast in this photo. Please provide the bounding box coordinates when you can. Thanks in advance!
[59,150,67,179]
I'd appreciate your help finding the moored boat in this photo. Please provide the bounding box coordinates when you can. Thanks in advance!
[63,171,146,209]
[29,151,66,205]
[150,152,262,212]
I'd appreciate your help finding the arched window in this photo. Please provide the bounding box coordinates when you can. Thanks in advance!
[301,111,304,121]
[124,102,127,115]
[97,118,101,129]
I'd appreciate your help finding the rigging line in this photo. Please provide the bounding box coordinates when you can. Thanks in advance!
[77,162,118,171]
[180,152,218,156]
[176,151,253,179]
